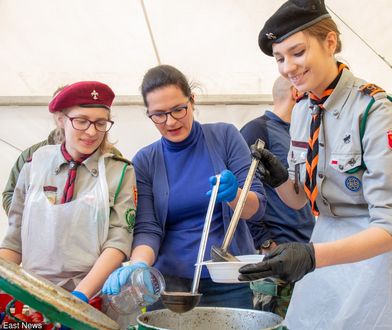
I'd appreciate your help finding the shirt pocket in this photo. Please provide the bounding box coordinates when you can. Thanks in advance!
[329,129,363,174]
[329,152,362,173]
[328,152,365,200]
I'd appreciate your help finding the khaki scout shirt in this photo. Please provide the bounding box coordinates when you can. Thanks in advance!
[288,69,392,233]
[1,147,136,257]
[2,130,122,215]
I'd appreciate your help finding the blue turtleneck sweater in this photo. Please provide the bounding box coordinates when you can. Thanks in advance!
[154,121,224,278]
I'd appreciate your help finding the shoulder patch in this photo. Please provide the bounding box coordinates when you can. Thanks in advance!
[359,83,385,97]
[111,155,132,165]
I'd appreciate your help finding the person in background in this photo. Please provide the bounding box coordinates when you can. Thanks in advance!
[0,81,135,305]
[103,64,267,309]
[240,76,314,317]
[238,0,392,329]
[2,131,56,215]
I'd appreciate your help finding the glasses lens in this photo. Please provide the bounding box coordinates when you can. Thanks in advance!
[148,103,188,124]
[72,118,90,130]
[95,120,112,132]
[170,106,187,120]
[150,113,167,124]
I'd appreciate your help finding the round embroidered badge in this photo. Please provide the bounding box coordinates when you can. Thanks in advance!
[345,176,362,192]
[125,208,136,232]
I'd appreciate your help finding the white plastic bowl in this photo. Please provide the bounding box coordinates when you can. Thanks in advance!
[201,254,264,283]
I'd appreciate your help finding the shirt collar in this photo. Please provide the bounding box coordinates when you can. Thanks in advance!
[161,120,201,151]
[83,149,102,176]
[53,146,102,176]
[321,68,354,117]
[265,110,290,127]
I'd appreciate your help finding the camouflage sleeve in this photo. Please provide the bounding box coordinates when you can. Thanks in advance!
[2,140,49,215]
[109,146,123,157]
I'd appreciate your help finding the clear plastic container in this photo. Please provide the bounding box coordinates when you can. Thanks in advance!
[108,267,165,315]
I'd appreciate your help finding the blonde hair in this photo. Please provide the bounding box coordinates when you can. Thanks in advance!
[304,18,342,54]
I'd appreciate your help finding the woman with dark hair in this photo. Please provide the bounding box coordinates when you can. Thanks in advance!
[239,0,392,328]
[103,64,267,308]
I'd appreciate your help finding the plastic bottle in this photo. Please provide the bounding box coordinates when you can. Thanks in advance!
[108,267,165,315]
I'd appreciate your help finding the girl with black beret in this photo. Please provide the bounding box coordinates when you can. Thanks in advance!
[239,0,392,328]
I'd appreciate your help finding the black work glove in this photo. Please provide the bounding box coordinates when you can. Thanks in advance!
[238,242,316,283]
[250,145,288,188]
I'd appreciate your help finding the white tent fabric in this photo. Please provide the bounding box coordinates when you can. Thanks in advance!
[1,0,392,95]
[1,0,392,237]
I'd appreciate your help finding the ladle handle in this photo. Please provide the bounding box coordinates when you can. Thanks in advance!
[220,139,265,252]
[191,175,221,294]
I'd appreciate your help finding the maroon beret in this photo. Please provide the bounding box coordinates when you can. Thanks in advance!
[48,81,115,113]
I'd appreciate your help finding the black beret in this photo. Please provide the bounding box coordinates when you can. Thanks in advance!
[259,0,330,56]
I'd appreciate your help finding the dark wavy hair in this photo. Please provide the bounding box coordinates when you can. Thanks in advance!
[141,65,192,107]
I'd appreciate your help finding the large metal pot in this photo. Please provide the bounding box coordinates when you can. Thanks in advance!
[133,307,285,330]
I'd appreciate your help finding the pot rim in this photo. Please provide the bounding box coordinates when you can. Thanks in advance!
[136,306,284,330]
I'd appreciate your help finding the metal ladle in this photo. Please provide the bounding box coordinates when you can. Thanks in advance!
[211,139,265,262]
[160,175,221,313]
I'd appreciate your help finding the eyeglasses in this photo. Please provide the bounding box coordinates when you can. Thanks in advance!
[147,103,189,124]
[65,115,114,132]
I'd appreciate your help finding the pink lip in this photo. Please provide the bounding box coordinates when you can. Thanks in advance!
[167,127,182,135]
[289,70,308,85]
[81,139,98,146]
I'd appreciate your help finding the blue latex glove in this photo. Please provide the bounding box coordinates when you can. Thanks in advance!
[71,290,89,303]
[142,270,159,305]
[102,261,148,295]
[207,170,239,203]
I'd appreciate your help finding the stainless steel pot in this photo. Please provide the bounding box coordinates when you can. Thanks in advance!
[132,307,285,330]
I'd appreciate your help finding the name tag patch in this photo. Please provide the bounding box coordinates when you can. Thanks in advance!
[345,176,362,192]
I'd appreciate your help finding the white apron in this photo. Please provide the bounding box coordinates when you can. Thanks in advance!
[21,145,110,288]
[285,215,392,330]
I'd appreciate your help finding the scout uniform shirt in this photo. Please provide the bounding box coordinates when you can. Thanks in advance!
[288,68,392,232]
[1,145,136,285]
[285,68,392,330]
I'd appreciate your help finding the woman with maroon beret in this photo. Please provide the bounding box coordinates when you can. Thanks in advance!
[0,81,136,306]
